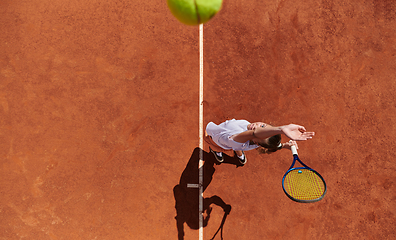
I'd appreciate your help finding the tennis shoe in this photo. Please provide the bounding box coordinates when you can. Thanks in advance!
[210,147,223,163]
[235,151,246,165]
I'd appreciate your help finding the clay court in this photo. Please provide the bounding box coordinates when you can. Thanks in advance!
[1,0,396,239]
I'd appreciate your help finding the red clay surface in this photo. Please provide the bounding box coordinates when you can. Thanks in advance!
[1,0,396,239]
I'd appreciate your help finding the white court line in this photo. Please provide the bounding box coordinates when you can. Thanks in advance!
[198,23,204,240]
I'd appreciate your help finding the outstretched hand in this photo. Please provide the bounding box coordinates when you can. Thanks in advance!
[281,124,315,141]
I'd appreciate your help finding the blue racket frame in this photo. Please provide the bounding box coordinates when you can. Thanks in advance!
[282,147,327,203]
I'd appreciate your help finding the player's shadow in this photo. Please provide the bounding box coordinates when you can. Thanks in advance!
[173,147,242,240]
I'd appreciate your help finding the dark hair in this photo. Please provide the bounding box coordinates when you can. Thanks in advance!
[256,134,282,154]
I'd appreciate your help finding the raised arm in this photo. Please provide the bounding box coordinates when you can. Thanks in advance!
[232,124,314,143]
[232,125,282,143]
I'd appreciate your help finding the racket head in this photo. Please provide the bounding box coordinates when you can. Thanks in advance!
[282,167,327,203]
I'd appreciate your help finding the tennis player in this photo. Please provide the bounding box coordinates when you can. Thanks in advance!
[205,119,315,164]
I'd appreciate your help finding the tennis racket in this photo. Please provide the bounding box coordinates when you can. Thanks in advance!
[282,145,326,203]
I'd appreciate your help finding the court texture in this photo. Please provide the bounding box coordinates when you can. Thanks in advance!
[1,0,396,239]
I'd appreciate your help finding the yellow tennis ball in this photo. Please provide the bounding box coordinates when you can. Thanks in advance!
[167,0,223,26]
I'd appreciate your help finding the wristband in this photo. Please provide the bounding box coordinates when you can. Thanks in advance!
[278,143,283,149]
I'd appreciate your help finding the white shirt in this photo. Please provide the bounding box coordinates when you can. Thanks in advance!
[206,119,259,151]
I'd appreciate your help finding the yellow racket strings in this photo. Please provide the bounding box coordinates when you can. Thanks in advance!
[284,169,325,200]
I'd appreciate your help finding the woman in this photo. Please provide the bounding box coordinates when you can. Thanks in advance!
[205,119,315,164]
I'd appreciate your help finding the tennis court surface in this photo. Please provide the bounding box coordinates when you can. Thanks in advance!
[1,0,396,239]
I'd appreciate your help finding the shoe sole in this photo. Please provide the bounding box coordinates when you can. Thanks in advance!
[210,147,224,163]
[235,151,246,165]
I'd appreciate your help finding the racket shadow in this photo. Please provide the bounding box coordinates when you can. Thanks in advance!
[173,147,232,240]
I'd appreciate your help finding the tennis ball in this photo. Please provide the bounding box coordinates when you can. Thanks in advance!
[167,0,223,26]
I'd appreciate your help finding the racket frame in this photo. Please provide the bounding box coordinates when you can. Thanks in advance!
[282,146,327,203]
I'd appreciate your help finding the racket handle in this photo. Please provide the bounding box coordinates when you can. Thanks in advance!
[291,145,298,155]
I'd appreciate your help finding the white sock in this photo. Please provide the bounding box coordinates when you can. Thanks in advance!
[237,152,245,160]
[216,152,223,157]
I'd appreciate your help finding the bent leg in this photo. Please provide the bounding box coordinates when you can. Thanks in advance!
[204,132,231,153]
[234,150,243,157]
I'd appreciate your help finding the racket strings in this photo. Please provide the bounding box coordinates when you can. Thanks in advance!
[284,169,325,201]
